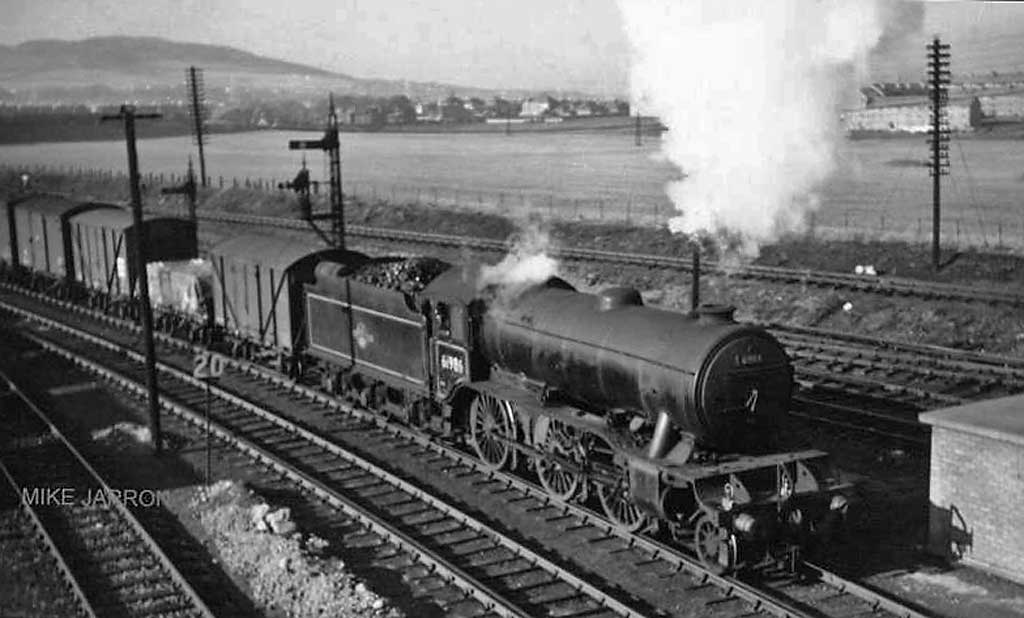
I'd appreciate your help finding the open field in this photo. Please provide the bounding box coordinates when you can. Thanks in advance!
[3,131,1024,248]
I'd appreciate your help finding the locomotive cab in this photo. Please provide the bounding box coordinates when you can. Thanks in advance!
[423,293,488,399]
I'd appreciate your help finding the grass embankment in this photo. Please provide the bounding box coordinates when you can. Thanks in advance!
[4,167,1024,355]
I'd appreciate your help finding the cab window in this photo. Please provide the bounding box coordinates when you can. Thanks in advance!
[449,303,466,341]
[435,302,451,336]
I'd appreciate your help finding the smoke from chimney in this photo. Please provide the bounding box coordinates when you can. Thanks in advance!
[477,221,559,306]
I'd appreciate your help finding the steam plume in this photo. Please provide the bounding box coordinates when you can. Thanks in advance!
[618,1,917,253]
[478,221,559,304]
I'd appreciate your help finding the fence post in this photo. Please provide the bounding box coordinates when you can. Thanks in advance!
[626,197,632,224]
[956,218,961,245]
[998,222,1003,248]
[599,200,605,220]
[219,176,224,188]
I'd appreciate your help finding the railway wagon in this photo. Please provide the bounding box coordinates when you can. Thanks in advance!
[0,195,118,283]
[68,207,198,299]
[208,233,366,355]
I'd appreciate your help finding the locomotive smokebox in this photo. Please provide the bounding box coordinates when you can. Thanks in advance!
[480,281,792,453]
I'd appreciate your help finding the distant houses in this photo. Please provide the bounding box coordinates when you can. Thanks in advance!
[842,80,1024,135]
[325,94,631,128]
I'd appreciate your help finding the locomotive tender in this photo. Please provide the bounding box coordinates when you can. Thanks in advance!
[0,195,851,573]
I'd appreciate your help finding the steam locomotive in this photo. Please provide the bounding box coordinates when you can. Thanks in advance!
[0,193,852,573]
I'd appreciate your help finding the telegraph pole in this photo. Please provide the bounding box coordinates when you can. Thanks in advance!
[927,37,951,270]
[187,66,208,187]
[101,105,164,455]
[635,110,642,147]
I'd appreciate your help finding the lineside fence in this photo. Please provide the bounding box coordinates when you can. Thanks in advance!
[4,163,1024,251]
[8,163,667,226]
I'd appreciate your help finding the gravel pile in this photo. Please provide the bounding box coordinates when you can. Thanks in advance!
[349,257,451,294]
[189,480,402,618]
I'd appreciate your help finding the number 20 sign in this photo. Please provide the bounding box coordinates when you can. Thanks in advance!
[193,351,226,380]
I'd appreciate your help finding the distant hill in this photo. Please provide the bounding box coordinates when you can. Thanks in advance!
[0,36,536,102]
[0,36,341,81]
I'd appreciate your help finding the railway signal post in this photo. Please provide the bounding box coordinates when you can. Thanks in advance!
[101,104,164,455]
[287,93,345,250]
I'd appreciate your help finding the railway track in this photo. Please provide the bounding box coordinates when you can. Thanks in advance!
[0,370,217,618]
[0,284,939,618]
[775,323,1024,443]
[189,208,1024,307]
[0,457,82,617]
[6,272,1018,446]
[4,303,653,617]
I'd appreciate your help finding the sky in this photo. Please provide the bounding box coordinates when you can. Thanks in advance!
[3,1,1024,95]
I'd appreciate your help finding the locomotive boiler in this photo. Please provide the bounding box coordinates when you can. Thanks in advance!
[480,283,793,456]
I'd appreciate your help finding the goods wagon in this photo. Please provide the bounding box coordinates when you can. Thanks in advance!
[68,207,198,298]
[0,194,118,281]
[208,233,366,352]
[148,259,213,316]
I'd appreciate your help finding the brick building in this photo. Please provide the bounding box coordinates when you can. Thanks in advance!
[920,397,1024,585]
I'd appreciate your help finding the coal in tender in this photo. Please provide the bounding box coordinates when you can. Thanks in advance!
[350,257,451,293]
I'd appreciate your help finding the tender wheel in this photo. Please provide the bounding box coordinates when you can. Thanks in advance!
[468,393,517,471]
[694,514,736,574]
[534,419,584,502]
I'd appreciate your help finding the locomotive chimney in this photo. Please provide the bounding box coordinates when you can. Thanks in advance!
[696,304,736,325]
[691,246,700,315]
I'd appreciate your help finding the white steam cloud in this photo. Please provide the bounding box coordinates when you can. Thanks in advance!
[618,1,915,253]
[478,222,559,304]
